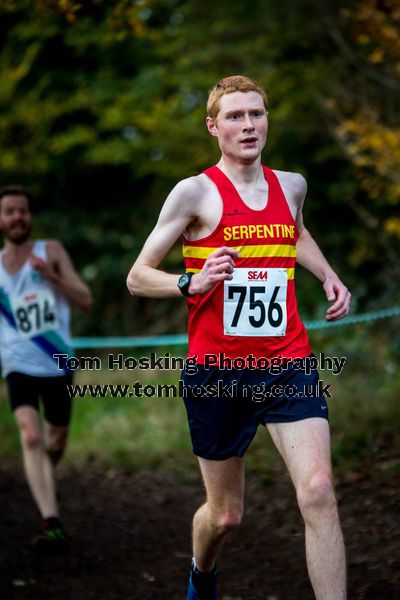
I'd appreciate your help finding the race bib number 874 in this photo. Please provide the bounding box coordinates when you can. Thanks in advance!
[11,289,59,339]
[224,268,287,337]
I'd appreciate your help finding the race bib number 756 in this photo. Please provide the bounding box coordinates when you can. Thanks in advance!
[11,289,59,339]
[224,268,287,337]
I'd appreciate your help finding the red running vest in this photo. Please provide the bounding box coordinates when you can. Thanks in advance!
[182,165,312,365]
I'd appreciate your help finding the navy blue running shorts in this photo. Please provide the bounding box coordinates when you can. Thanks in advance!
[6,371,73,427]
[181,355,329,460]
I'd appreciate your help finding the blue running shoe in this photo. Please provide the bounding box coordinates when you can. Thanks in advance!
[186,558,218,600]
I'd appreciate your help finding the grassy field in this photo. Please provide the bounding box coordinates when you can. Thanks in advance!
[1,321,399,475]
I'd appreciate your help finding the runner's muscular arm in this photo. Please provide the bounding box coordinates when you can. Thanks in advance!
[127,180,194,298]
[127,178,239,298]
[292,175,351,321]
[30,240,92,312]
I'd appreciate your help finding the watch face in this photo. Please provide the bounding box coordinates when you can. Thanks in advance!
[178,274,189,288]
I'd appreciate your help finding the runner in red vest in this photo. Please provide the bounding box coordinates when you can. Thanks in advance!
[127,75,350,600]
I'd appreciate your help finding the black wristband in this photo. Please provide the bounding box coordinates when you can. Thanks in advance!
[177,272,195,297]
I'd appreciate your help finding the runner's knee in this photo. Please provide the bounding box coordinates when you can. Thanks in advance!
[296,471,336,519]
[212,505,243,533]
[19,423,43,449]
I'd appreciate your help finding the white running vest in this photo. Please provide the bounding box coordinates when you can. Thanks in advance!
[0,240,73,377]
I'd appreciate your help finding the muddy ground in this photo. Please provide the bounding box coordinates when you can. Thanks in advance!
[0,449,398,600]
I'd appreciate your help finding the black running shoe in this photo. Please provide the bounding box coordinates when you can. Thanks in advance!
[31,517,70,556]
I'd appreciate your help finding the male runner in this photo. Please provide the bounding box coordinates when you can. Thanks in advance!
[127,76,350,599]
[0,185,92,553]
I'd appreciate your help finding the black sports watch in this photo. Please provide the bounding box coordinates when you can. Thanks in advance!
[177,272,195,297]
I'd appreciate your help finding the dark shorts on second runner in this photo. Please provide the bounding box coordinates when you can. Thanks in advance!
[6,371,73,427]
[181,355,329,460]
